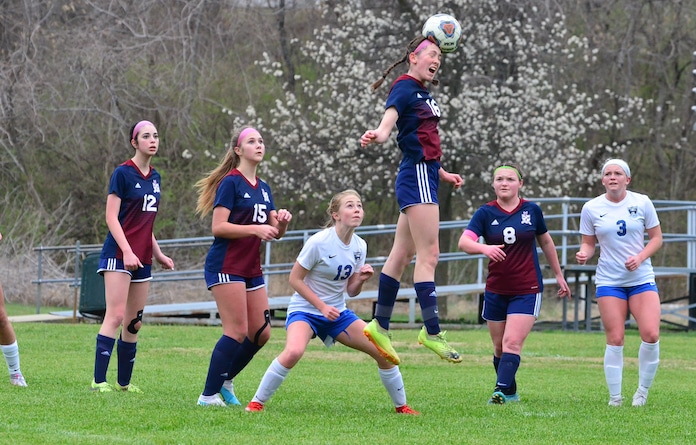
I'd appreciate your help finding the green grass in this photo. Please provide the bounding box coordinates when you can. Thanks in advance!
[4,303,65,316]
[1,323,694,444]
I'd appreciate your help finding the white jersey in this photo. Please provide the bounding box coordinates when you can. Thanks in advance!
[579,190,660,287]
[286,227,367,316]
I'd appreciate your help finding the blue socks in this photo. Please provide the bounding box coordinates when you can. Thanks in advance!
[116,338,137,387]
[496,352,520,396]
[227,337,261,380]
[202,335,241,396]
[94,334,115,383]
[374,273,400,330]
[415,282,440,335]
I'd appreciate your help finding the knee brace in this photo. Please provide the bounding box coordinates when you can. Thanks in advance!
[127,310,144,334]
[253,310,271,344]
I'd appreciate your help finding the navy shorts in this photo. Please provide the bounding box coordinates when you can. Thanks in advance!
[97,258,152,283]
[596,282,659,301]
[482,291,542,322]
[286,309,360,347]
[204,271,265,291]
[395,160,440,211]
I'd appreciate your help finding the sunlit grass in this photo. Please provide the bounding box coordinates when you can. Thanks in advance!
[0,323,694,444]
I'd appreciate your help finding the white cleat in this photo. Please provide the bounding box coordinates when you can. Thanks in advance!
[632,389,648,407]
[10,373,27,387]
[197,393,227,407]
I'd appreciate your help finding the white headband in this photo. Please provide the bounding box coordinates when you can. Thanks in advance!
[602,159,631,178]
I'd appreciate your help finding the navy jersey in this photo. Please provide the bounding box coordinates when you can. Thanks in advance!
[100,160,161,265]
[466,199,548,295]
[385,74,442,168]
[204,169,276,278]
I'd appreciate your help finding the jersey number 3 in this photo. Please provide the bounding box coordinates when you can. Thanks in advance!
[616,220,627,236]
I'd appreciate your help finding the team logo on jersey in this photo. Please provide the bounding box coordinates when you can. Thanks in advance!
[491,219,499,226]
[243,193,251,199]
[262,188,270,203]
[353,251,362,261]
[152,180,160,194]
[628,206,638,218]
[520,211,532,226]
[135,183,141,189]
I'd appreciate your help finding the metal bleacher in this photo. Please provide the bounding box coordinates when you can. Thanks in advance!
[36,197,696,330]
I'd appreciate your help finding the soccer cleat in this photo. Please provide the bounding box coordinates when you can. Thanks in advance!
[417,327,462,363]
[91,379,114,393]
[197,393,227,407]
[245,401,264,412]
[488,390,520,404]
[632,389,648,407]
[220,379,241,406]
[395,404,420,415]
[115,383,143,393]
[10,372,27,387]
[608,395,623,407]
[363,319,400,365]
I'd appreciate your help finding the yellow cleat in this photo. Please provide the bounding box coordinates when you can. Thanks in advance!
[417,327,462,363]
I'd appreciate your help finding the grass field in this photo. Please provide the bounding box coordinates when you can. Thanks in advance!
[0,321,694,445]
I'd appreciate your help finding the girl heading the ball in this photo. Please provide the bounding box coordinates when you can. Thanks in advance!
[360,35,463,365]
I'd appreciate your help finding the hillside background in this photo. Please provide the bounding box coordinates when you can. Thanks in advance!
[1,0,696,305]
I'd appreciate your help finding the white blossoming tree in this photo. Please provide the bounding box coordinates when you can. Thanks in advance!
[237,0,645,225]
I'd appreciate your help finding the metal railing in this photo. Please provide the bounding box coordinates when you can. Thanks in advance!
[32,197,696,315]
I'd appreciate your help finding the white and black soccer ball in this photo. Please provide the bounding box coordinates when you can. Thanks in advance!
[421,13,462,54]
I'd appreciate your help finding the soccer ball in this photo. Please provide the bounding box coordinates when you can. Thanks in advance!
[421,13,462,54]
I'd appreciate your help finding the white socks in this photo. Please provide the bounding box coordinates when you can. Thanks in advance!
[604,340,660,399]
[251,358,290,404]
[604,344,624,398]
[379,366,406,408]
[637,340,660,393]
[1,341,21,374]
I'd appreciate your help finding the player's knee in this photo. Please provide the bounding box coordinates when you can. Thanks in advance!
[104,312,125,330]
[126,310,144,335]
[641,332,660,344]
[420,249,440,268]
[283,348,304,365]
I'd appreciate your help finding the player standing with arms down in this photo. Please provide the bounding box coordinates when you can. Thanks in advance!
[91,120,174,393]
[195,126,292,407]
[0,232,27,387]
[576,159,662,407]
[360,35,463,364]
[246,190,418,414]
[458,164,570,404]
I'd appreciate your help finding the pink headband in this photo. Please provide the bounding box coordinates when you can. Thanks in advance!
[237,127,259,147]
[132,120,154,140]
[414,39,434,54]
